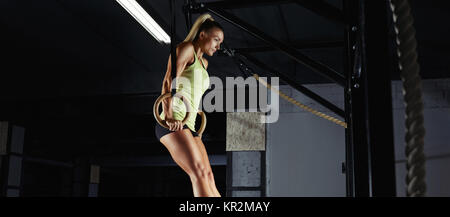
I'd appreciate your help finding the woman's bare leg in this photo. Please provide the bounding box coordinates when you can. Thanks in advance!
[160,129,214,197]
[194,137,221,197]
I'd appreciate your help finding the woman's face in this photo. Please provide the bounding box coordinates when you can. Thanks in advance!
[199,27,224,56]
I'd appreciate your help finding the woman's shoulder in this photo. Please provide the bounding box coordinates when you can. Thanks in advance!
[174,42,195,64]
[177,41,195,53]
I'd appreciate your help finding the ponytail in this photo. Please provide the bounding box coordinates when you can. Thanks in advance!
[183,13,223,42]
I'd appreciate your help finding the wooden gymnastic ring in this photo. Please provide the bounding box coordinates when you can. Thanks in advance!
[196,111,207,136]
[153,92,207,135]
[153,92,191,129]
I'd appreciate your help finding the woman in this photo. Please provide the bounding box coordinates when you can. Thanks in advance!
[154,13,224,197]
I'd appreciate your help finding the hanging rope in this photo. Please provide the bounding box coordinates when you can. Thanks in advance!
[253,74,348,128]
[389,0,427,197]
[223,46,347,128]
[224,45,347,128]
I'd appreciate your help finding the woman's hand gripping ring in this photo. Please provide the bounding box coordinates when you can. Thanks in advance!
[153,92,207,136]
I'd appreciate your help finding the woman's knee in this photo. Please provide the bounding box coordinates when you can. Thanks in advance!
[190,161,212,180]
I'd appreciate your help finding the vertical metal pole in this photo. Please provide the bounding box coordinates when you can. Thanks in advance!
[344,0,371,197]
[344,0,397,197]
[226,151,233,197]
[363,0,396,196]
[184,0,193,31]
[260,150,266,197]
[343,0,357,197]
[170,0,177,85]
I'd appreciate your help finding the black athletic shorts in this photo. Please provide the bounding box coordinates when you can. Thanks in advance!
[155,122,199,141]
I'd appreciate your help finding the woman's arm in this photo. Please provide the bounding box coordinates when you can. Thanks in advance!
[161,42,195,119]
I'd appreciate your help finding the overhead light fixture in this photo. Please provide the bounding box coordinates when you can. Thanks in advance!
[116,0,171,44]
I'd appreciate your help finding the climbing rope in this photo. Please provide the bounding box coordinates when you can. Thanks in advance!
[226,46,347,128]
[390,0,427,197]
[253,73,348,128]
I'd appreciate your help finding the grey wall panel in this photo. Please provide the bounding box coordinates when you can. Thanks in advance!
[267,79,450,196]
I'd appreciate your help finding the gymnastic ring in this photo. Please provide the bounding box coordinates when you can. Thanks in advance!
[196,110,207,136]
[153,92,207,136]
[153,92,191,129]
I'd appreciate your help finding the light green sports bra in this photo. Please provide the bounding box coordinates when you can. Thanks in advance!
[159,50,210,132]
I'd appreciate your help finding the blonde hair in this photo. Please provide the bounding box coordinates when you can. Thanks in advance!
[183,13,215,43]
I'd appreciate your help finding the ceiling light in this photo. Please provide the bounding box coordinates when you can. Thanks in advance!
[116,0,171,44]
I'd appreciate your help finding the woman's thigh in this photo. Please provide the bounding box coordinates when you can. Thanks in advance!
[160,129,204,175]
[194,137,212,171]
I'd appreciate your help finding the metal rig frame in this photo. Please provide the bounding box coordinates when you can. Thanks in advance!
[183,0,397,197]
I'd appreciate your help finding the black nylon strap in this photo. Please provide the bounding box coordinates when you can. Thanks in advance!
[170,0,177,94]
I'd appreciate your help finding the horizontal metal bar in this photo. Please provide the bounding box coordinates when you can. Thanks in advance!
[234,40,343,53]
[229,186,262,191]
[193,0,346,24]
[238,52,345,118]
[93,154,227,167]
[23,156,74,168]
[197,6,346,87]
[295,0,346,25]
[197,0,295,9]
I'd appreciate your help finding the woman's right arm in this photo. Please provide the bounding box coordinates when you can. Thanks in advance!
[161,42,194,131]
